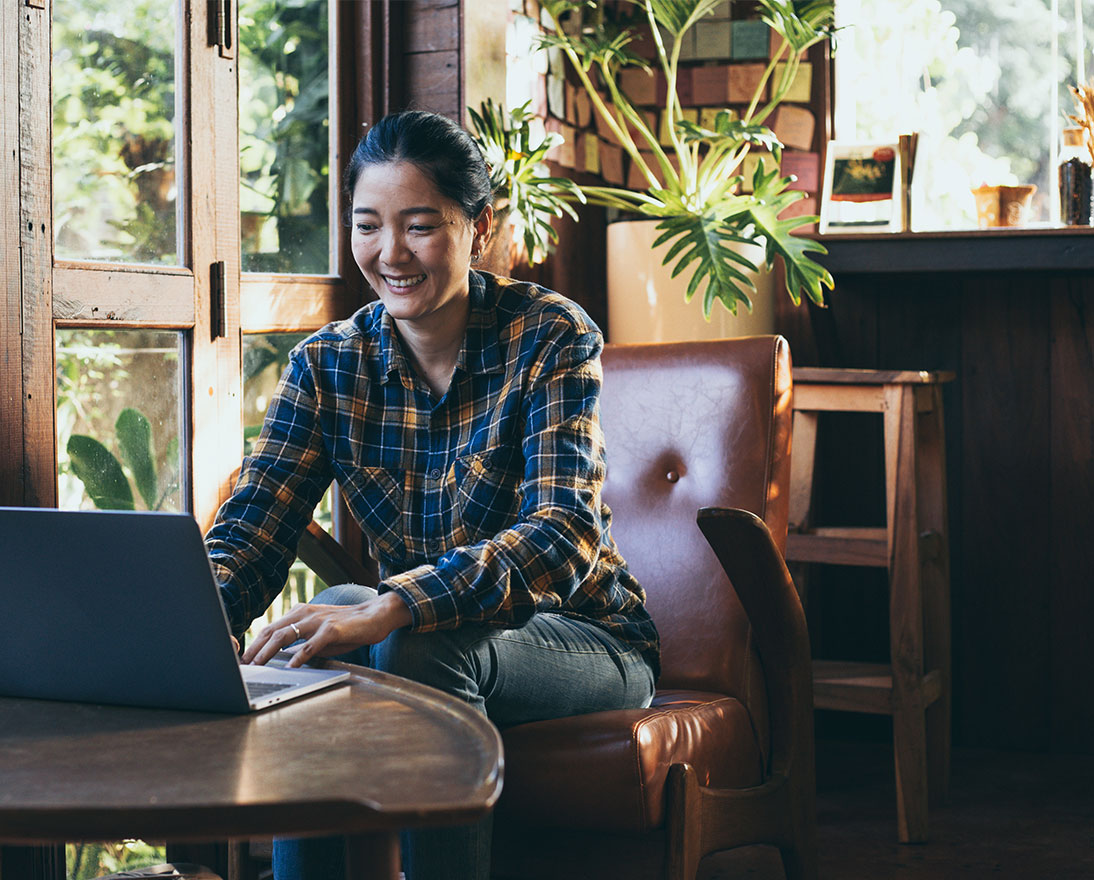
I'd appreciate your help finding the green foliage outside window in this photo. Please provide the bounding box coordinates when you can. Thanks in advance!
[239,0,331,274]
[52,0,178,263]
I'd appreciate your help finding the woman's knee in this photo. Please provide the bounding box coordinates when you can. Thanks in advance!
[371,627,488,707]
[310,583,377,606]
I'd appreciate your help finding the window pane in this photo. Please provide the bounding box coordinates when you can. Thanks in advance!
[239,0,332,274]
[67,841,165,880]
[835,0,1093,230]
[52,1,180,264]
[243,333,330,642]
[56,330,184,513]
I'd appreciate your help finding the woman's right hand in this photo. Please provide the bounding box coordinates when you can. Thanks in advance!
[243,590,413,668]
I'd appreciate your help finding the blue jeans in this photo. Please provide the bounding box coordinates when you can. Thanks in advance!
[273,584,656,880]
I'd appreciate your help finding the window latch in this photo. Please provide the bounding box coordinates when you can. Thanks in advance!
[210,0,233,59]
[210,260,227,340]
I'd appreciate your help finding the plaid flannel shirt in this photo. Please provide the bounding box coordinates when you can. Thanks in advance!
[206,271,660,675]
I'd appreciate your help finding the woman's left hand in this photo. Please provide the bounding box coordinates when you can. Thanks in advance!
[242,590,413,668]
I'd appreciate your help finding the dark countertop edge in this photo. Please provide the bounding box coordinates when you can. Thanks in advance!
[804,227,1094,274]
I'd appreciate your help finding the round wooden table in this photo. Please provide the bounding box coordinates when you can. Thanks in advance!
[0,663,504,879]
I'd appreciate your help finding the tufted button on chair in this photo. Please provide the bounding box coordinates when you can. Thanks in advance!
[490,336,816,880]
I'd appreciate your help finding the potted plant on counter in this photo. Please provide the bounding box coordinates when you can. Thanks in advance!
[538,0,835,340]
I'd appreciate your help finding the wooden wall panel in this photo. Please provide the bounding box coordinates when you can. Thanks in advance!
[402,1,459,119]
[776,266,1094,754]
[1048,279,1094,753]
[957,276,1052,751]
[18,0,55,509]
[405,48,460,117]
[1,0,21,505]
[408,0,459,52]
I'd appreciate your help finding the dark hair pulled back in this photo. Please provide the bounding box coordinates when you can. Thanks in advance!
[344,111,492,222]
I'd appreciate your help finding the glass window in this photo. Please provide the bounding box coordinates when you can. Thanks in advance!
[52,0,180,264]
[239,0,332,274]
[242,332,331,642]
[56,329,184,513]
[67,841,165,880]
[834,0,1093,230]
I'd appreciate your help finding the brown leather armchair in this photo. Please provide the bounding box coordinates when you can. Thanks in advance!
[490,336,816,880]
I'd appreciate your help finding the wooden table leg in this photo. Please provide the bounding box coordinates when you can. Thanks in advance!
[344,831,401,880]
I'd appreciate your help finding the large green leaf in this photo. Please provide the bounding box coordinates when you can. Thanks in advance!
[652,212,762,318]
[747,160,833,306]
[66,434,134,510]
[116,407,158,509]
[757,0,835,53]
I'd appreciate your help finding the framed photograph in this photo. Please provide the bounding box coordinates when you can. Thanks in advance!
[819,141,904,234]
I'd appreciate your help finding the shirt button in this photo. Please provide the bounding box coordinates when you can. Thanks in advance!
[427,538,442,554]
[428,467,442,480]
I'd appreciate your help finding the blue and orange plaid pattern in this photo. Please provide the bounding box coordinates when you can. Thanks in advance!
[206,271,660,674]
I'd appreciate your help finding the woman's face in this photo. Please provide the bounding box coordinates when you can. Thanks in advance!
[350,160,491,333]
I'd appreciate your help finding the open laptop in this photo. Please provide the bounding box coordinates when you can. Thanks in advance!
[0,507,350,713]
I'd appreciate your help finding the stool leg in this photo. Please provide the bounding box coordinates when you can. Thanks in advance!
[788,410,819,608]
[917,385,952,807]
[885,385,929,843]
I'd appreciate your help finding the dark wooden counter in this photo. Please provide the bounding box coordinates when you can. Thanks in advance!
[776,257,1094,755]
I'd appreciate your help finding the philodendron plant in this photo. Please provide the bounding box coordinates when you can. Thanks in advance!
[468,98,587,267]
[539,0,836,317]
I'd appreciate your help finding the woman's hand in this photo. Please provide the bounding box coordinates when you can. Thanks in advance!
[242,590,413,668]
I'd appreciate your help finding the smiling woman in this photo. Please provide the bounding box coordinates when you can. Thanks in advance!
[203,109,660,880]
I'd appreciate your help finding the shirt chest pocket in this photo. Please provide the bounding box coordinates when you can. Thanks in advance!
[341,466,406,564]
[452,445,524,545]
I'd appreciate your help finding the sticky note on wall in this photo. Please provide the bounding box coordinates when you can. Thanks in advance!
[731,19,769,60]
[619,67,658,106]
[728,63,768,103]
[599,142,625,185]
[691,65,730,105]
[694,19,731,60]
[775,62,813,103]
[779,151,820,192]
[771,105,815,151]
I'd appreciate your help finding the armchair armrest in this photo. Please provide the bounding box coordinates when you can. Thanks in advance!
[694,507,817,880]
[296,520,375,588]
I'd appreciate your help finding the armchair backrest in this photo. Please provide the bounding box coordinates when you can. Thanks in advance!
[600,336,793,696]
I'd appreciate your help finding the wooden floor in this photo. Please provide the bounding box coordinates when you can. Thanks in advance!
[699,739,1094,879]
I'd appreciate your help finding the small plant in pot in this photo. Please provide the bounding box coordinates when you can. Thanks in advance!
[537,0,836,320]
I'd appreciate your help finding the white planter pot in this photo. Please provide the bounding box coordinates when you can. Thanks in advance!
[606,218,775,343]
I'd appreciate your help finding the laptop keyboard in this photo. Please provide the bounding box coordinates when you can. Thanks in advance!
[245,680,296,699]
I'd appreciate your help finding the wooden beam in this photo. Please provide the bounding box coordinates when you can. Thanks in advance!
[53,264,196,327]
[18,0,55,508]
[1,0,22,506]
[187,0,243,531]
[240,275,356,332]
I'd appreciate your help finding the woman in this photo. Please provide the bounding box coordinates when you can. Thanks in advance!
[204,110,659,880]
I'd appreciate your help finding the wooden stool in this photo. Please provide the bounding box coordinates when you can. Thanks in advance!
[787,367,953,843]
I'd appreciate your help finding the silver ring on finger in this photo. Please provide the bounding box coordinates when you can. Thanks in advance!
[289,622,302,641]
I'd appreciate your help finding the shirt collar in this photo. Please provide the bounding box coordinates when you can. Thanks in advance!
[456,271,504,376]
[378,271,504,384]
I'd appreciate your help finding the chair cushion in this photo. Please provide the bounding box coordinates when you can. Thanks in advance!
[498,689,765,834]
